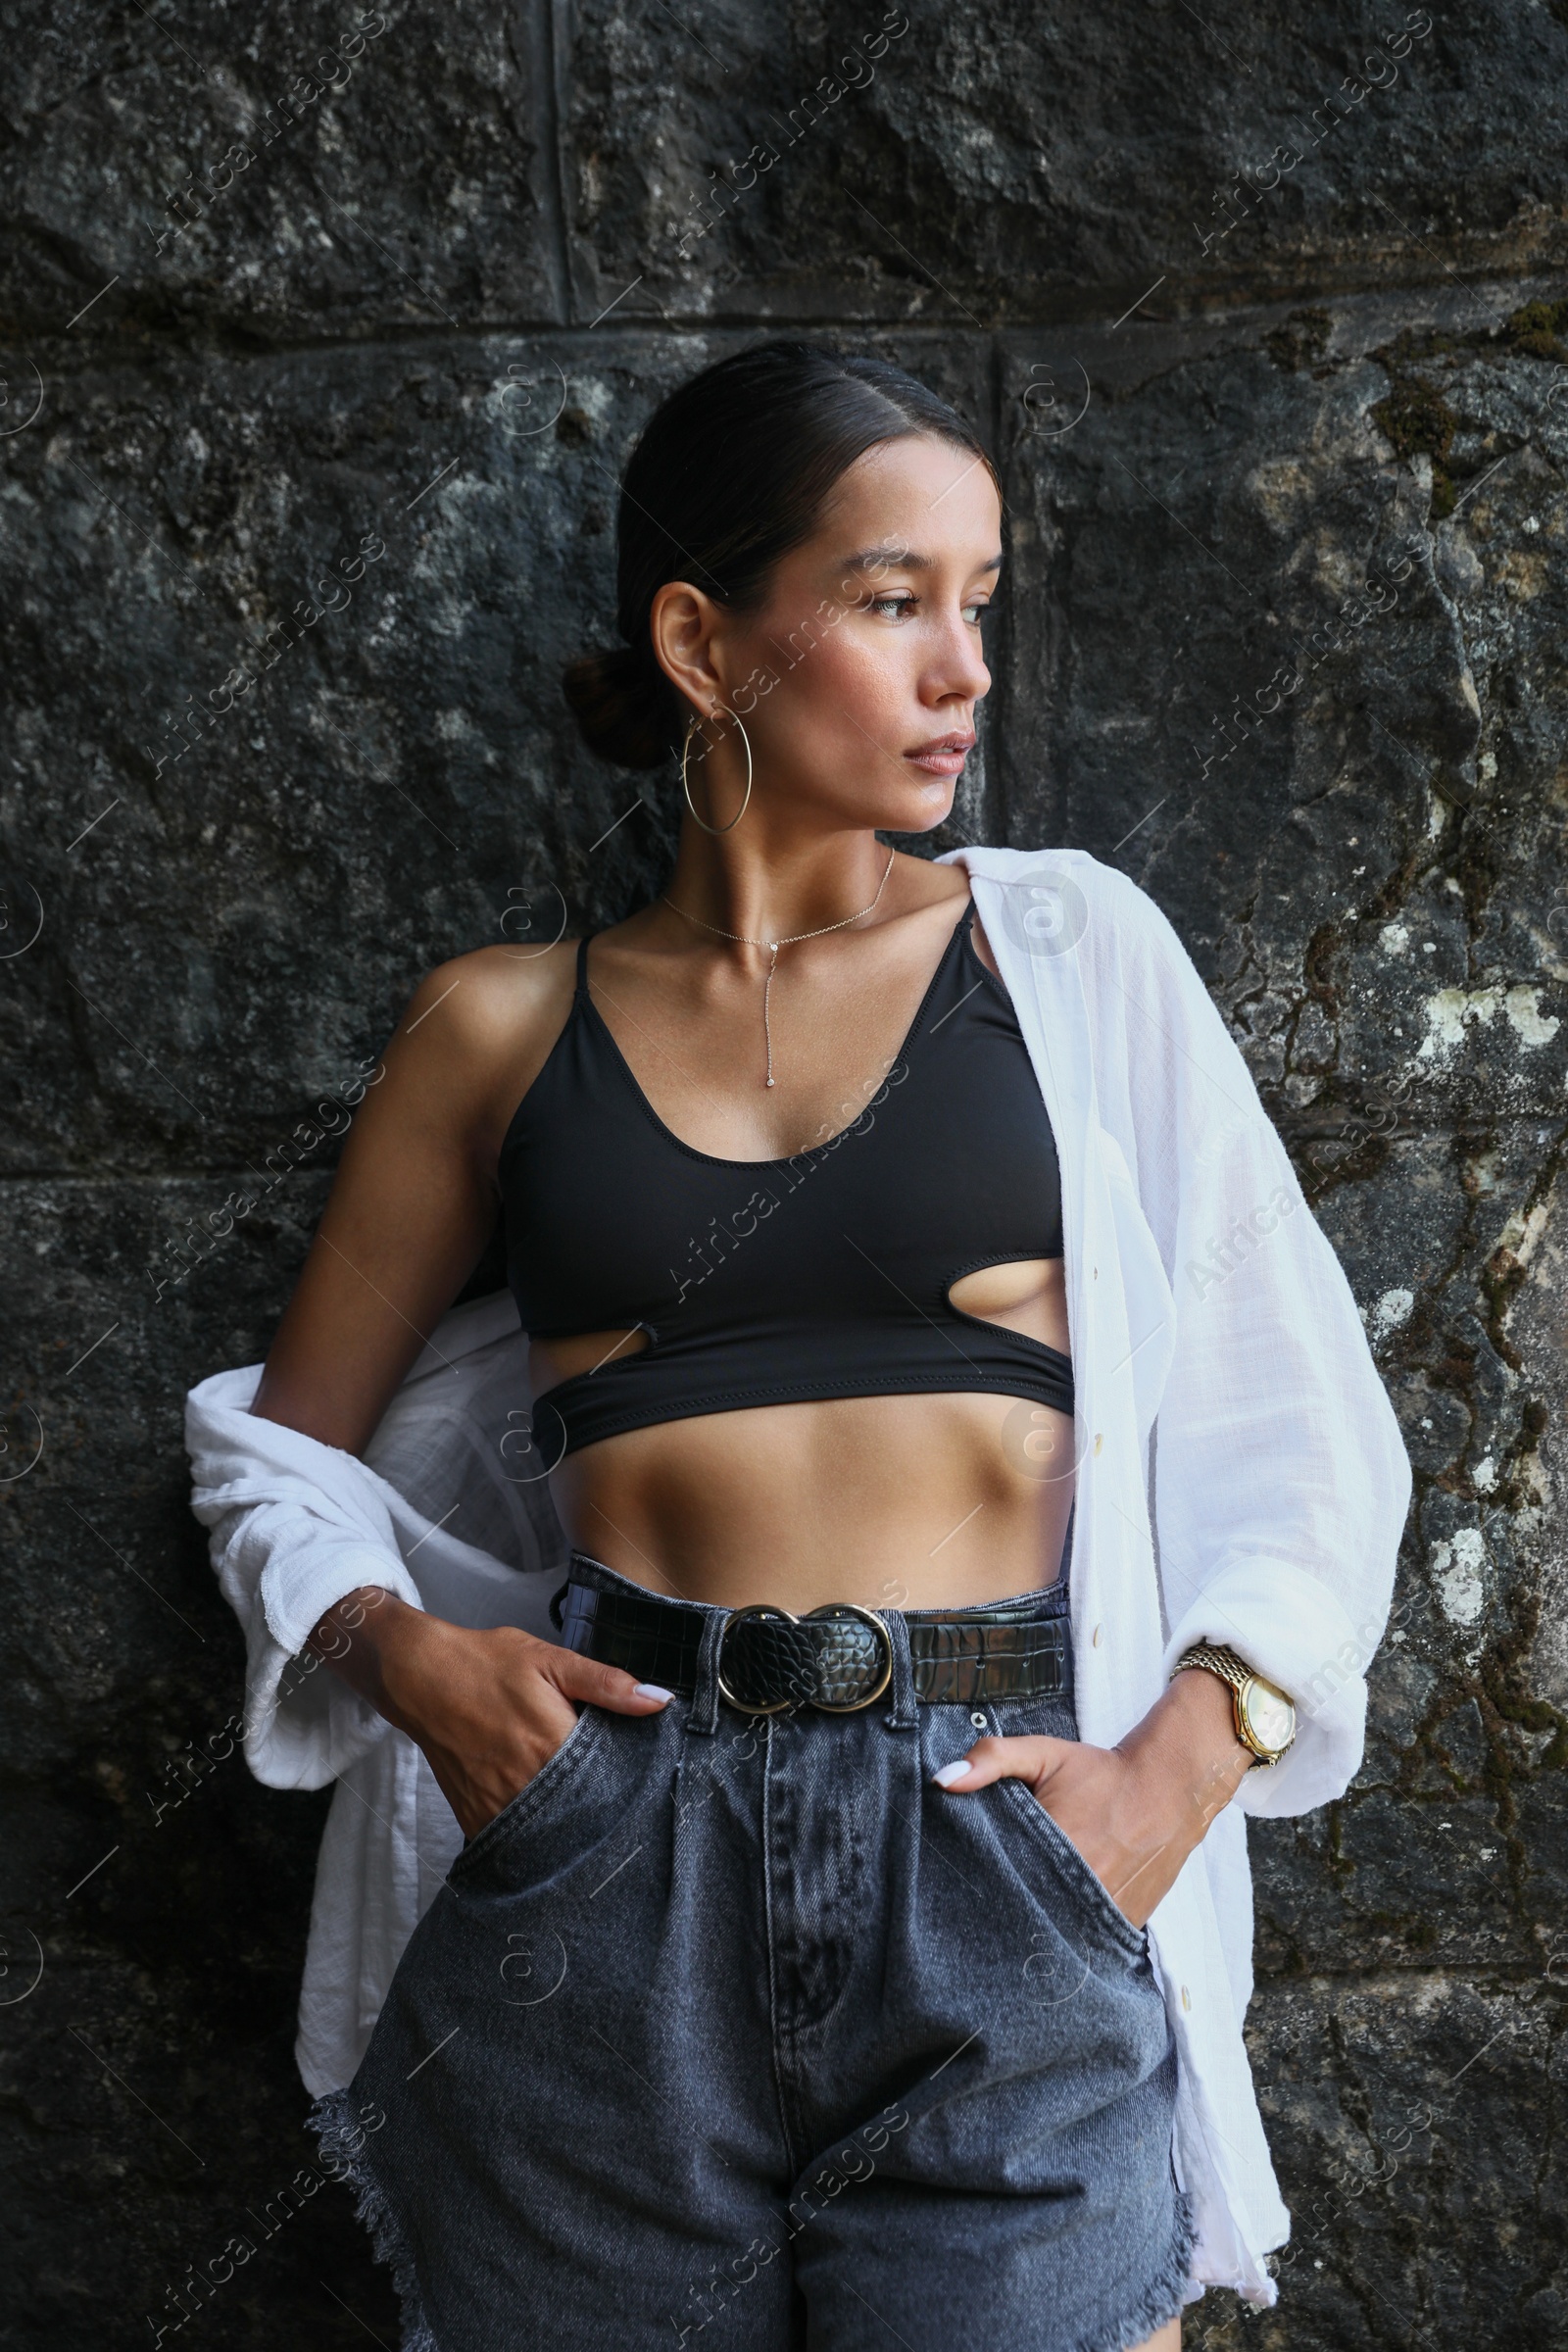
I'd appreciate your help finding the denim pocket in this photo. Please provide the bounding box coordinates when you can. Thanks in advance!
[975,1690,1147,1962]
[996,1780,1151,1964]
[447,1704,607,1885]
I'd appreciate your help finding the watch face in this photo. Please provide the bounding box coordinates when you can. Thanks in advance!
[1242,1681,1296,1754]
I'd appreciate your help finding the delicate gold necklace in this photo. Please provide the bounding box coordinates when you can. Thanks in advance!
[661,846,898,1088]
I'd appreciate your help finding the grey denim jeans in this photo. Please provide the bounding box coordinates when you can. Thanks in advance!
[312,1558,1192,2352]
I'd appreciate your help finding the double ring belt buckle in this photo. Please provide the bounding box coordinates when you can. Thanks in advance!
[716,1601,894,1716]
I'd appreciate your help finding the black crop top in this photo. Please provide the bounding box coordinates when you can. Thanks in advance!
[498,899,1074,1463]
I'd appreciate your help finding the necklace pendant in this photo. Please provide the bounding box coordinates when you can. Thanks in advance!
[765,1076,775,1088]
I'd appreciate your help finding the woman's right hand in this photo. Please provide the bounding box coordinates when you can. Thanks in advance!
[307,1588,673,1839]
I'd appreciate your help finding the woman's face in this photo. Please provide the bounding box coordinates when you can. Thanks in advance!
[654,432,1002,836]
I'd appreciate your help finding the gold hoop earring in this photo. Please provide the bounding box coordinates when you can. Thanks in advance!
[681,705,753,836]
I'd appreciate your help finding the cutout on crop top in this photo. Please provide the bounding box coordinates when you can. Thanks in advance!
[541,1262,1061,1392]
[498,898,1074,1462]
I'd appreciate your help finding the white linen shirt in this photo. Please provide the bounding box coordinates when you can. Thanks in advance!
[185,844,1411,2309]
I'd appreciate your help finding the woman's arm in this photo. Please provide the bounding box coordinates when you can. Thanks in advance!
[253,944,670,1834]
[1011,858,1409,1822]
[306,1586,672,1838]
[251,948,545,1451]
[1100,867,1411,1818]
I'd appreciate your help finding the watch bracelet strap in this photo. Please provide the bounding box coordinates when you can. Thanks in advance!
[1173,1642,1253,1697]
[1171,1642,1291,1765]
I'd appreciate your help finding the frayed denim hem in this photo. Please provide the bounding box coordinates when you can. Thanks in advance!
[304,2090,1192,2352]
[1083,2186,1197,2352]
[308,2087,440,2352]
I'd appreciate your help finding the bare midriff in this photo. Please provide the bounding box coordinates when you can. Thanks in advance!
[528,1253,1074,1613]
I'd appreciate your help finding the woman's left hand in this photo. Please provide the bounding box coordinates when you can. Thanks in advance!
[932,1665,1256,1930]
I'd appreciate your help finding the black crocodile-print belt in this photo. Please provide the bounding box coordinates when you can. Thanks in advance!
[554,1580,1072,1714]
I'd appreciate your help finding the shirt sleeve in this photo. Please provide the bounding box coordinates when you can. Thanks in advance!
[1093,865,1412,1817]
[184,1367,430,1791]
[204,1489,425,1790]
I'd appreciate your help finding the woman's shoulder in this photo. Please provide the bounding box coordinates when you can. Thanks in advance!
[385,938,584,1160]
[943,843,1188,961]
[397,935,579,1051]
[942,841,1132,892]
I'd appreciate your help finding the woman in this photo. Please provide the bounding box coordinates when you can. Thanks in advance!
[229,342,1409,2349]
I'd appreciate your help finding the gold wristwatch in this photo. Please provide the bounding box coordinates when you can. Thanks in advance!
[1172,1643,1297,1767]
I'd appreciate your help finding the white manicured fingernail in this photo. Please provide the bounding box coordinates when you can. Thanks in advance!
[933,1760,973,1788]
[634,1683,675,1702]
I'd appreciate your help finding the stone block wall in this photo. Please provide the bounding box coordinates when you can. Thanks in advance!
[2,3,1565,2342]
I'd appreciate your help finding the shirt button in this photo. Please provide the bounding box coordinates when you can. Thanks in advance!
[1181,1986,1193,2011]
[1092,1624,1103,1647]
[1094,1432,1103,1455]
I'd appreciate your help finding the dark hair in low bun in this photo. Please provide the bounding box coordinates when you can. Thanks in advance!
[562,641,680,772]
[562,340,999,770]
